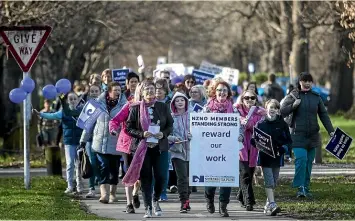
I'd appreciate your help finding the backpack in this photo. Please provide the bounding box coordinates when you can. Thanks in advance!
[282,93,298,128]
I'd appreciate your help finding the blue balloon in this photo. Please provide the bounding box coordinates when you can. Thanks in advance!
[9,88,27,104]
[55,79,72,94]
[42,84,57,99]
[20,76,35,93]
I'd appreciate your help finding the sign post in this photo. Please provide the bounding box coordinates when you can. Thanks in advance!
[0,26,52,189]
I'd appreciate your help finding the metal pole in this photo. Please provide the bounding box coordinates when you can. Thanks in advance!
[23,72,31,189]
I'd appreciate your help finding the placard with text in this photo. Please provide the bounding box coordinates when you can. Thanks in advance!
[189,113,240,187]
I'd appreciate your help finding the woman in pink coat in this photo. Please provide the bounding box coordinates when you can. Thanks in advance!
[234,90,266,211]
[109,83,142,214]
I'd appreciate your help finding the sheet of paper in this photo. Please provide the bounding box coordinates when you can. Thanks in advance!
[147,125,159,144]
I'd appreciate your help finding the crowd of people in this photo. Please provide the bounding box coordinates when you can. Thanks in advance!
[33,67,335,218]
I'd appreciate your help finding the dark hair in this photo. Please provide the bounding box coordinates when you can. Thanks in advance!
[173,83,189,95]
[155,78,170,95]
[211,81,232,99]
[108,82,121,92]
[297,72,313,90]
[126,72,140,83]
[246,81,259,95]
[268,73,276,83]
[183,75,196,84]
[44,99,51,103]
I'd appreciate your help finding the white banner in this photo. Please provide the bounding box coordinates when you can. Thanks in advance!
[189,113,240,187]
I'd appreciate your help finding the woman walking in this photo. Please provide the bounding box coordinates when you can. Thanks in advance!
[280,72,334,197]
[80,82,127,204]
[235,90,266,211]
[124,80,173,218]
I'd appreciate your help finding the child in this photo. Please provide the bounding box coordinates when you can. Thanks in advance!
[168,92,192,213]
[34,92,84,194]
[252,99,292,216]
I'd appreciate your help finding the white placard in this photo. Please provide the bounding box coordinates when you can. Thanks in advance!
[147,125,160,144]
[189,113,240,187]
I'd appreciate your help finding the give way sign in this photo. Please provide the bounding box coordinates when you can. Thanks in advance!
[0,26,52,72]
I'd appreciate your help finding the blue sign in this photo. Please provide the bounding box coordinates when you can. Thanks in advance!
[192,103,203,112]
[192,175,204,183]
[192,69,214,85]
[76,99,105,132]
[112,68,129,87]
[325,127,353,160]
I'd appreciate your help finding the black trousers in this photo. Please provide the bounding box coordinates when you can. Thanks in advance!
[140,147,163,209]
[237,161,256,205]
[172,158,190,202]
[168,163,177,187]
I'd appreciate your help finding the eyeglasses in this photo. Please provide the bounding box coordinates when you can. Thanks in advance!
[216,89,228,93]
[243,96,256,100]
[190,91,199,94]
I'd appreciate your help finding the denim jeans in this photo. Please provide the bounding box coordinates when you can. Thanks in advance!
[292,148,316,188]
[262,167,280,189]
[85,142,99,189]
[64,145,78,189]
[96,153,119,185]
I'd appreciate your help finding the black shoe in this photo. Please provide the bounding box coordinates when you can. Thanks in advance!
[126,204,135,214]
[191,186,197,192]
[238,200,246,208]
[219,202,229,217]
[206,200,215,214]
[180,202,187,213]
[246,204,254,211]
[133,194,140,209]
[170,185,178,193]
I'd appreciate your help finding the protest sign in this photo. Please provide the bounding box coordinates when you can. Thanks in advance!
[189,113,240,187]
[325,127,353,160]
[192,103,203,112]
[219,67,239,85]
[156,63,186,78]
[192,69,215,85]
[112,68,129,87]
[76,99,105,132]
[199,60,223,75]
[253,127,275,158]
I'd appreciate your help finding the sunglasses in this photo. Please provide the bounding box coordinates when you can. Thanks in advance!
[243,96,256,101]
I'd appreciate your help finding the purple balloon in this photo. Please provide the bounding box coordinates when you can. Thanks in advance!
[55,79,72,94]
[9,88,27,104]
[42,84,57,99]
[20,76,35,93]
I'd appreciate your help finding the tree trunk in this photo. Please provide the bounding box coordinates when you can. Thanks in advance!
[328,17,354,114]
[280,1,293,74]
[289,0,307,79]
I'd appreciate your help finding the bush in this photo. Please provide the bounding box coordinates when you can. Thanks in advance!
[251,73,268,85]
[238,72,248,85]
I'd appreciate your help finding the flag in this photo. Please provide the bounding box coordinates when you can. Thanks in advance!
[76,99,104,132]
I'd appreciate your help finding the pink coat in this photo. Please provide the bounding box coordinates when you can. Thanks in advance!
[109,102,132,154]
[235,104,266,167]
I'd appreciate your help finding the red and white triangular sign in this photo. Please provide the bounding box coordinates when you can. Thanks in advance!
[0,26,52,72]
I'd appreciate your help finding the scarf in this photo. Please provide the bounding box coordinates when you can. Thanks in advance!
[122,100,155,186]
[207,98,234,113]
[106,93,119,113]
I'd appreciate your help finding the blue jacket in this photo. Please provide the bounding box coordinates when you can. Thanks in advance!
[40,110,83,145]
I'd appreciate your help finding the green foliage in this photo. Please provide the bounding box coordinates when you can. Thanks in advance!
[0,177,108,220]
[251,73,268,85]
[249,176,355,220]
[238,72,248,85]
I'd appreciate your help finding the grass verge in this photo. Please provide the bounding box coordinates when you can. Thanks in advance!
[251,176,355,220]
[0,176,108,220]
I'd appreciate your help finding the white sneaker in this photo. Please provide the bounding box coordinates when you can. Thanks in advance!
[153,201,162,216]
[85,189,96,198]
[143,209,152,218]
[64,187,74,194]
[76,185,84,194]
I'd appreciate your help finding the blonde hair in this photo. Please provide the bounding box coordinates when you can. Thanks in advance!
[265,99,280,110]
[101,69,111,78]
[89,74,101,86]
[190,85,207,101]
[238,90,259,105]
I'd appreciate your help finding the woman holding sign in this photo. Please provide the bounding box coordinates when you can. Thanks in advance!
[280,72,334,198]
[188,85,207,112]
[235,90,266,211]
[124,80,173,218]
[203,81,240,217]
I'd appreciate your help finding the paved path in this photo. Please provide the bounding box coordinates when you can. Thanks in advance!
[81,185,293,221]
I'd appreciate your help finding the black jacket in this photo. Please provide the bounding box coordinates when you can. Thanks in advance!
[125,102,174,151]
[252,115,292,168]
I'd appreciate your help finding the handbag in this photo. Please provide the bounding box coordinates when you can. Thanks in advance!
[284,93,298,128]
[81,148,93,179]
